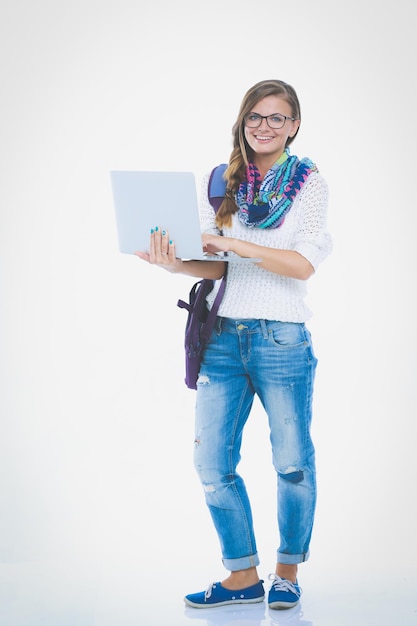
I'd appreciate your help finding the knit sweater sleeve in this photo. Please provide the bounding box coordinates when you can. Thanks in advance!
[292,172,333,270]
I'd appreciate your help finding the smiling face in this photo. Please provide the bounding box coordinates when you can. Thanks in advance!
[244,95,300,174]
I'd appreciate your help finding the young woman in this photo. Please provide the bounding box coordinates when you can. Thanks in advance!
[136,79,332,610]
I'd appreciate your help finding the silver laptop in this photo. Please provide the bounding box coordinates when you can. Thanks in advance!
[110,170,260,262]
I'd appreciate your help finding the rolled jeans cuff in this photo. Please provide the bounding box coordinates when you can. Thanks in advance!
[277,550,310,565]
[223,553,260,572]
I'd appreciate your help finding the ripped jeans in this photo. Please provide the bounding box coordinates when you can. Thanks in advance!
[194,317,318,571]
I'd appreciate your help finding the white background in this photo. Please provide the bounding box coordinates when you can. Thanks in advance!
[1,1,416,624]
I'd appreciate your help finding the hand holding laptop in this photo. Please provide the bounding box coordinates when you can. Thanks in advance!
[134,226,181,270]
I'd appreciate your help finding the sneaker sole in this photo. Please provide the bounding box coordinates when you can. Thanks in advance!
[185,596,265,608]
[268,599,300,610]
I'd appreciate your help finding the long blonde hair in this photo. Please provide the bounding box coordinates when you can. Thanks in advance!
[216,79,301,228]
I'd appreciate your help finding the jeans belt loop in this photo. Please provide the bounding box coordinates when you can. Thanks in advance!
[260,319,269,340]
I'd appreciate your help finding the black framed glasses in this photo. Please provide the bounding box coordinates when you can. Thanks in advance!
[244,112,296,129]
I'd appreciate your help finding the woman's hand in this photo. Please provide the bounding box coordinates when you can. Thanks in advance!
[202,233,233,255]
[135,227,183,273]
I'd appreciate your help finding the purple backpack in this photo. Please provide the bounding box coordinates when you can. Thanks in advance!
[177,164,227,389]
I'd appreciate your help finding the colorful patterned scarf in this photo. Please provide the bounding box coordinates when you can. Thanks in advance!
[237,148,317,229]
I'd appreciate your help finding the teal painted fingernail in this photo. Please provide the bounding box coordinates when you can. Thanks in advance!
[150,228,154,233]
[169,240,173,245]
[162,230,166,236]
[155,226,159,231]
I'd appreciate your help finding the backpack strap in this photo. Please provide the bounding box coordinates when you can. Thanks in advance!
[200,273,226,343]
[208,163,228,212]
[204,163,228,332]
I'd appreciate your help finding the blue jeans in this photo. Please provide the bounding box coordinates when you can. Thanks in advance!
[194,317,318,571]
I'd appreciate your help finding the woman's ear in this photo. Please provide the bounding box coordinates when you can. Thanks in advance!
[289,119,301,137]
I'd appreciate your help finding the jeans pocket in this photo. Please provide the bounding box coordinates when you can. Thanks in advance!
[268,322,307,349]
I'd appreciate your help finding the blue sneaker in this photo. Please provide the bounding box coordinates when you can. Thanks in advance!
[184,580,265,608]
[268,574,302,609]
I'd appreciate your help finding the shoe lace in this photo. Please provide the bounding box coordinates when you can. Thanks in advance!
[204,582,216,600]
[268,574,302,598]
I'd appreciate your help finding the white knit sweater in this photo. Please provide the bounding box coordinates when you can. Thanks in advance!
[199,169,333,322]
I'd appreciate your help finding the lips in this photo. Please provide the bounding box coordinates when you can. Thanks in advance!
[254,135,274,142]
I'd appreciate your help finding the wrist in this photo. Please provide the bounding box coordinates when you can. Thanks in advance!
[230,238,247,257]
[171,259,185,274]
